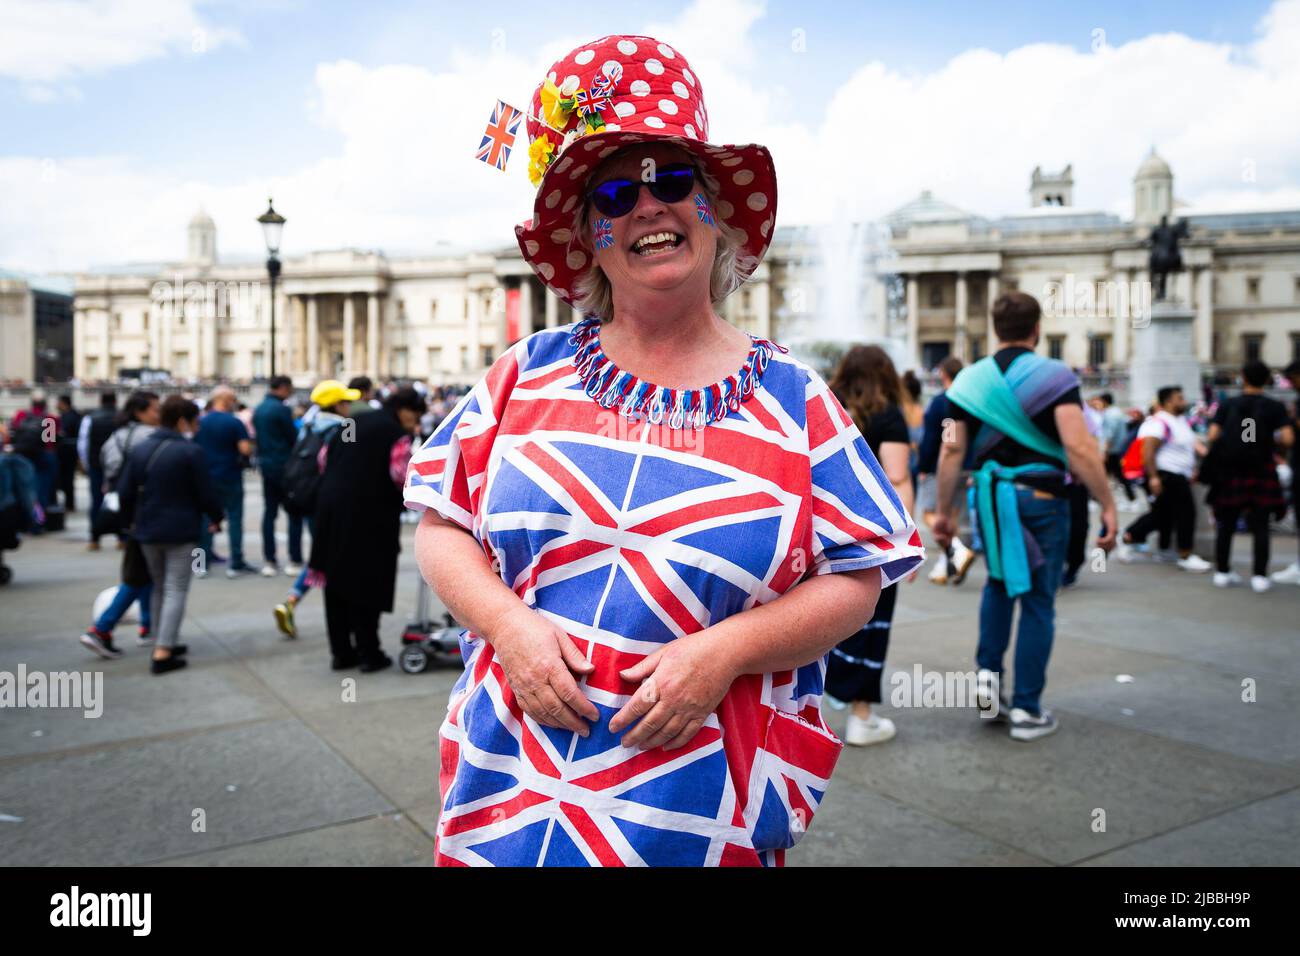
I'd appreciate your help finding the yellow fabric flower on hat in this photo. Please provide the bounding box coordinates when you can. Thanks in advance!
[528,135,556,187]
[539,78,575,131]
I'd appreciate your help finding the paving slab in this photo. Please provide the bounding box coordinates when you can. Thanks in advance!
[0,718,393,866]
[165,813,434,867]
[1080,788,1300,867]
[819,702,1300,866]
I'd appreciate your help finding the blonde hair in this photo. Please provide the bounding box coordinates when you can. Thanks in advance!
[569,155,757,321]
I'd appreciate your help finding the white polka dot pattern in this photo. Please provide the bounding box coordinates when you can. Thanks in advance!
[644,58,664,75]
[574,50,594,65]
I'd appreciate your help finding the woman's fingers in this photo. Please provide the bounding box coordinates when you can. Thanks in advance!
[639,712,689,751]
[618,646,664,683]
[663,717,705,751]
[548,665,599,722]
[556,630,596,676]
[619,698,671,749]
[609,676,658,735]
[531,682,591,735]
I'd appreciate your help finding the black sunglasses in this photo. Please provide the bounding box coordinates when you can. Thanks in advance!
[587,163,697,218]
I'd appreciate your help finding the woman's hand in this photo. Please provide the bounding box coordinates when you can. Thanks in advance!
[609,632,739,751]
[489,605,599,736]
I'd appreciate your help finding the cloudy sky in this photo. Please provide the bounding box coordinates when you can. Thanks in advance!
[2,0,1298,273]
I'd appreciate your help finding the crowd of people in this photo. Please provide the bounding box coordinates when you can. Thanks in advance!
[0,376,467,675]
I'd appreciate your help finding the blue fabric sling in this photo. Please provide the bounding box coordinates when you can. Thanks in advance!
[947,352,1076,598]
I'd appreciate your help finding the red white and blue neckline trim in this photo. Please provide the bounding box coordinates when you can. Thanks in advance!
[569,316,787,430]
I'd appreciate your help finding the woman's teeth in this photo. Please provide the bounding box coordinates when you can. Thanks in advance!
[633,232,683,256]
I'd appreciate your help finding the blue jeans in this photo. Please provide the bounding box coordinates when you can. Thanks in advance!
[290,516,315,600]
[199,476,246,568]
[34,449,57,510]
[260,467,303,566]
[976,490,1070,715]
[95,582,153,633]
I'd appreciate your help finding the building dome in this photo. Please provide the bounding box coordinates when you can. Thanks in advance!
[1133,148,1174,226]
[187,207,217,264]
[1135,148,1172,181]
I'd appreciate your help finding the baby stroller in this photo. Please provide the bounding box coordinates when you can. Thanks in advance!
[398,569,465,674]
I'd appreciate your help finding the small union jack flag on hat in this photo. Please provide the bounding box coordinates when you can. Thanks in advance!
[476,100,524,171]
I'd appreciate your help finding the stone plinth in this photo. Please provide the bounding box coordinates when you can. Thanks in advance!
[1128,299,1201,409]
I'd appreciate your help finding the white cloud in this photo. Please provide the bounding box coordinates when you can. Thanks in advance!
[2,0,1299,273]
[0,0,241,93]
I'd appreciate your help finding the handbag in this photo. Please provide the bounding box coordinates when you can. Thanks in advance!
[93,427,141,537]
[121,537,152,588]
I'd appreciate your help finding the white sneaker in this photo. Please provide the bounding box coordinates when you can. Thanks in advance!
[1269,562,1300,585]
[1177,554,1212,573]
[283,562,303,577]
[1115,542,1137,563]
[1008,707,1059,742]
[845,712,897,746]
[1213,571,1242,588]
[949,537,976,585]
[927,556,949,584]
[1251,575,1272,593]
[260,563,279,578]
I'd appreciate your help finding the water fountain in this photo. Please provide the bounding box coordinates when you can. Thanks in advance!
[776,217,910,378]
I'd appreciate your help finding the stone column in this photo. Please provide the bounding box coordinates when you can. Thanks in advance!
[150,302,163,368]
[367,293,380,377]
[954,272,968,362]
[1111,273,1129,367]
[545,289,558,329]
[518,278,534,340]
[467,290,482,373]
[906,276,920,369]
[986,274,999,350]
[571,305,583,324]
[306,295,319,378]
[190,294,202,379]
[73,309,85,378]
[278,287,292,377]
[1195,267,1213,363]
[752,278,771,339]
[342,295,356,377]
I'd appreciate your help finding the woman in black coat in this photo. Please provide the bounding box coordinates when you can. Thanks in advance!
[309,387,423,672]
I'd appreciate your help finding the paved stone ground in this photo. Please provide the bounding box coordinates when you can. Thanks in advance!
[1,474,1297,866]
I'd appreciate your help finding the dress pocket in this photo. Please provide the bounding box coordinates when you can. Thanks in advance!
[747,707,843,851]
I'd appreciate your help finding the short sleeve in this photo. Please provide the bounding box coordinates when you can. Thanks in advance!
[805,373,925,587]
[404,346,521,536]
[1136,418,1162,441]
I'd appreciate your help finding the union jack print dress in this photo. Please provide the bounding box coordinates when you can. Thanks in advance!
[404,318,924,867]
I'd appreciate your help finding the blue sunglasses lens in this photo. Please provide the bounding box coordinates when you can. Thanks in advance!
[588,164,697,218]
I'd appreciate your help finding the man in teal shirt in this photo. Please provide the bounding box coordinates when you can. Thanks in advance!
[253,376,302,576]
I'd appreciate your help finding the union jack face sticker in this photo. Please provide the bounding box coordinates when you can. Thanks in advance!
[695,193,714,226]
[593,217,614,250]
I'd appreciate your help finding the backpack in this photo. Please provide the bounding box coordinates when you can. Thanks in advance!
[1205,395,1274,480]
[10,418,45,461]
[281,424,341,518]
[1121,415,1170,481]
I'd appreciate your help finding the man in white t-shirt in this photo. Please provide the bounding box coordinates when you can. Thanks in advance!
[1116,386,1211,571]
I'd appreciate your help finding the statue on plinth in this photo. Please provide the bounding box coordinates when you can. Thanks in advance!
[1146,214,1189,301]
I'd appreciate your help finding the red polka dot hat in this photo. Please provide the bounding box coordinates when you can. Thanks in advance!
[515,35,777,308]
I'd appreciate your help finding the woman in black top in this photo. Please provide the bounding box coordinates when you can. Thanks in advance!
[1204,361,1294,591]
[309,387,423,672]
[825,346,916,746]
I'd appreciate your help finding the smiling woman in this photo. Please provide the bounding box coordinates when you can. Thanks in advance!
[405,33,925,868]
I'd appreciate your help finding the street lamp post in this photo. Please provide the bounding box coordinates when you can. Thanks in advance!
[257,199,286,379]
